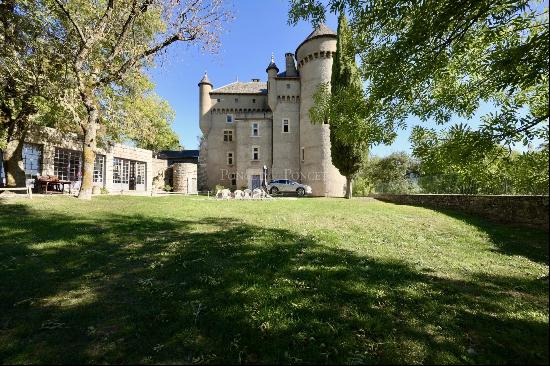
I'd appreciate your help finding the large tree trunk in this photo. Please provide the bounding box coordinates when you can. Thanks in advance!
[3,138,26,187]
[345,176,352,199]
[78,92,98,200]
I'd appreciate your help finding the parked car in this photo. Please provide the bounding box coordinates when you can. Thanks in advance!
[267,179,312,196]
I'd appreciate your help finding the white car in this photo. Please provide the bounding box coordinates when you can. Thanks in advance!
[267,179,312,196]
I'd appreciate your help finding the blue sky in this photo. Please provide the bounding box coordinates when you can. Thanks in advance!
[146,0,519,156]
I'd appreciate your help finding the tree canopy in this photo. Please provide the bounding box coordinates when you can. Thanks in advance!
[289,0,549,148]
[49,0,231,198]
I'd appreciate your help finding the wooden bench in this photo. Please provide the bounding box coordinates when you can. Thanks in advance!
[0,186,33,199]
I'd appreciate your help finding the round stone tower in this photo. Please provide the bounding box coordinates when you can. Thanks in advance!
[197,72,212,191]
[296,24,346,197]
[198,72,212,134]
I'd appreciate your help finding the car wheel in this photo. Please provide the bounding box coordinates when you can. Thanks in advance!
[270,187,279,195]
[296,187,305,196]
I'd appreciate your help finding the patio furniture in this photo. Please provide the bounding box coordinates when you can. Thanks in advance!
[36,175,72,194]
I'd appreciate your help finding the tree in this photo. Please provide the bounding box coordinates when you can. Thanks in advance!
[52,0,231,199]
[410,124,549,194]
[289,0,549,150]
[0,0,72,187]
[99,73,180,151]
[310,15,394,198]
[361,152,420,194]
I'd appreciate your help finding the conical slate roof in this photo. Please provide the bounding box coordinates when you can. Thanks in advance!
[295,23,337,55]
[266,53,279,73]
[304,23,336,40]
[198,72,212,86]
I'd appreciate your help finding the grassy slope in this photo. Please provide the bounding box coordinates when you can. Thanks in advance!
[0,196,548,364]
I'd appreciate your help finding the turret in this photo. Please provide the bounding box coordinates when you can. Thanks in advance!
[285,53,298,77]
[296,24,346,197]
[266,53,279,111]
[198,72,212,133]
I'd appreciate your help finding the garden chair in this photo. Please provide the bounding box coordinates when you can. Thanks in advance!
[233,190,244,199]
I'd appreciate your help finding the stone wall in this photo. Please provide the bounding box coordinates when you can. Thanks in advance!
[371,194,549,231]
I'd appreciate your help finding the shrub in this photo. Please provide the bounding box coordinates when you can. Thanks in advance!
[163,184,172,192]
[100,187,109,195]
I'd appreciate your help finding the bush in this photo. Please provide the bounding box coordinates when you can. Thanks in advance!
[100,187,109,195]
[163,184,172,192]
[352,177,373,196]
[214,184,225,192]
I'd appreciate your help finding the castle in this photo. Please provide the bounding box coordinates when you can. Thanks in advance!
[198,24,346,197]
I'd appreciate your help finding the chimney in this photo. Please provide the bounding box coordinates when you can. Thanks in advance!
[285,53,297,77]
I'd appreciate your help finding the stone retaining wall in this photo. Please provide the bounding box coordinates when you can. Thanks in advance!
[370,194,549,231]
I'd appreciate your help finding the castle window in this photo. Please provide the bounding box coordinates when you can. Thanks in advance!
[230,173,237,186]
[223,130,233,142]
[252,99,256,103]
[251,122,259,137]
[282,119,289,133]
[217,98,221,102]
[252,146,260,161]
[227,152,234,165]
[286,84,290,89]
[226,114,233,123]
[301,147,305,162]
[235,98,239,103]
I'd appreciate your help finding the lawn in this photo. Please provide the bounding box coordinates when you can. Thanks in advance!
[0,195,548,364]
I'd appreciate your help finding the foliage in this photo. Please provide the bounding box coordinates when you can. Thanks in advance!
[357,152,420,194]
[0,0,79,185]
[214,184,225,192]
[100,187,109,195]
[0,197,547,363]
[100,74,180,151]
[289,0,549,150]
[163,184,172,192]
[411,125,549,194]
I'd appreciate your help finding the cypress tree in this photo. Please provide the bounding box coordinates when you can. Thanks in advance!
[329,14,367,199]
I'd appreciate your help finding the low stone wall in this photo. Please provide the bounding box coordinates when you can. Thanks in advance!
[370,194,549,231]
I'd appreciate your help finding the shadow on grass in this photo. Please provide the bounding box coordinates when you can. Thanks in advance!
[0,204,548,364]
[370,199,549,265]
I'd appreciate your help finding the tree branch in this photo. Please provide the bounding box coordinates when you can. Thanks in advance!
[98,32,196,86]
[53,0,86,43]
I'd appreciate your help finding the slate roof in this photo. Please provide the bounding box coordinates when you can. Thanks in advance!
[210,81,268,95]
[277,70,300,78]
[295,23,337,55]
[156,150,199,160]
[198,72,212,86]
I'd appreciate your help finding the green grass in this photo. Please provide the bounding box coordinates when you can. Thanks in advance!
[0,195,548,364]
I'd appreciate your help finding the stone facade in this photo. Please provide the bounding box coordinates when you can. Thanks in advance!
[371,194,550,231]
[198,24,346,196]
